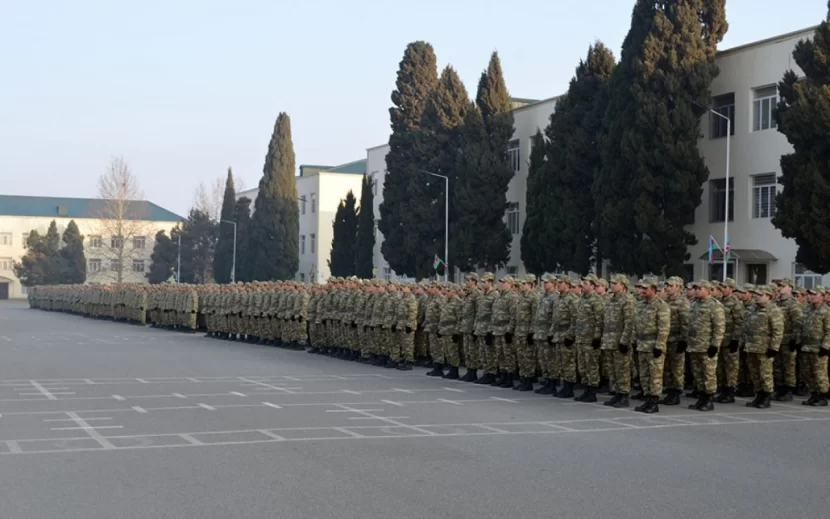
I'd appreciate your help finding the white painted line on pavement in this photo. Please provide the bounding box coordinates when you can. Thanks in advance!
[238,378,297,394]
[132,406,148,414]
[136,379,149,384]
[84,379,96,385]
[333,428,364,438]
[29,380,57,400]
[6,441,21,453]
[179,434,204,445]
[198,403,216,411]
[172,393,187,399]
[393,388,414,394]
[490,397,519,403]
[258,430,285,441]
[437,398,462,405]
[51,425,123,431]
[326,408,384,413]
[477,424,510,433]
[187,378,200,382]
[230,392,247,397]
[262,402,282,409]
[112,395,126,401]
[442,387,465,393]
[341,390,361,395]
[51,392,76,396]
[381,400,405,407]
[44,417,112,423]
[349,416,410,420]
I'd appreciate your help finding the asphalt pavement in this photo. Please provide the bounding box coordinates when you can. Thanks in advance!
[0,299,827,519]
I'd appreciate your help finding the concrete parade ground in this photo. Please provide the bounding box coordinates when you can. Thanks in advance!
[0,300,827,519]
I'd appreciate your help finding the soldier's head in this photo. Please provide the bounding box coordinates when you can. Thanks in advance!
[523,274,537,289]
[720,277,736,296]
[807,286,825,304]
[595,279,608,295]
[685,283,696,298]
[751,285,772,304]
[695,280,714,300]
[610,274,629,294]
[542,273,557,292]
[665,276,684,296]
[637,276,658,299]
[774,278,794,297]
[499,276,513,291]
[481,272,495,290]
[520,277,533,292]
[465,272,479,289]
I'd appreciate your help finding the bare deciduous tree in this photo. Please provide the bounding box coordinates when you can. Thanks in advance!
[192,172,247,222]
[95,156,152,283]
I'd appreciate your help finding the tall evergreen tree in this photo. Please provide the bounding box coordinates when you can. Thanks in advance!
[379,41,439,278]
[328,191,358,277]
[596,0,727,275]
[354,175,375,279]
[772,7,830,273]
[179,209,218,284]
[250,112,299,280]
[59,220,86,284]
[233,197,254,282]
[45,220,60,256]
[14,230,51,286]
[520,129,550,274]
[213,167,237,283]
[544,43,616,276]
[147,230,177,284]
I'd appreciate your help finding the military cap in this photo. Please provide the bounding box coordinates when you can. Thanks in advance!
[541,273,557,283]
[596,278,609,288]
[775,278,794,287]
[522,274,537,284]
[499,275,515,284]
[720,277,736,288]
[698,280,715,291]
[582,273,599,283]
[752,284,773,296]
[563,277,579,287]
[794,286,806,295]
[637,276,659,288]
[665,276,684,286]
[465,272,479,282]
[610,274,630,287]
[806,286,826,295]
[481,272,495,282]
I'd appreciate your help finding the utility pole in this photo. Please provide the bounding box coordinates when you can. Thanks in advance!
[221,220,237,283]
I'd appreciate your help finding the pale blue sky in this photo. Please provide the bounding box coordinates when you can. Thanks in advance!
[1,0,824,216]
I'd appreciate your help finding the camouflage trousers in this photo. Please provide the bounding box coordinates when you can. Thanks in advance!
[577,344,600,386]
[517,335,536,377]
[442,335,462,367]
[601,351,612,382]
[463,334,480,370]
[496,335,517,373]
[537,340,557,379]
[428,332,443,363]
[480,334,498,374]
[774,348,798,387]
[802,352,830,393]
[663,342,685,391]
[399,330,415,363]
[638,349,664,396]
[747,352,774,393]
[717,346,740,388]
[558,343,577,383]
[609,349,632,394]
[414,329,427,359]
[690,352,718,394]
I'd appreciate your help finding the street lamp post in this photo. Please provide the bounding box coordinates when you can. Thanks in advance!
[176,233,181,283]
[221,219,237,283]
[419,170,449,282]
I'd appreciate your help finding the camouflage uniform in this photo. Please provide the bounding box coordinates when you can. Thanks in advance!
[552,279,579,398]
[492,277,519,387]
[687,281,726,410]
[633,277,670,412]
[394,286,418,368]
[532,274,558,393]
[424,286,444,367]
[774,280,803,399]
[743,285,784,407]
[515,276,540,387]
[601,274,637,402]
[460,273,481,379]
[473,273,499,384]
[662,278,691,400]
[575,276,605,400]
[438,287,463,378]
[717,278,746,399]
[799,287,830,405]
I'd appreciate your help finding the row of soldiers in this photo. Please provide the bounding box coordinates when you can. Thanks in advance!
[27,273,830,413]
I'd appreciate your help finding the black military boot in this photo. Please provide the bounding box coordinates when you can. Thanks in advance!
[307,347,319,354]
[658,389,680,406]
[698,394,714,411]
[385,359,399,369]
[814,394,829,406]
[460,369,478,382]
[476,372,495,385]
[773,387,793,402]
[426,363,445,377]
[736,383,755,397]
[515,377,534,392]
[689,394,707,410]
[604,393,622,407]
[491,372,506,387]
[396,361,413,371]
[715,387,735,403]
[499,373,514,388]
[746,392,763,407]
[443,366,460,380]
[578,387,597,403]
[556,381,574,398]
[753,391,771,409]
[803,392,819,406]
[614,393,630,408]
[642,396,659,414]
[536,379,554,395]
[632,390,646,401]
[635,396,651,412]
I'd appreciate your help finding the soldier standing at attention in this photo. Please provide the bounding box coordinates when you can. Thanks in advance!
[632,277,670,413]
[491,276,519,388]
[553,278,580,398]
[658,276,690,405]
[799,286,830,406]
[460,273,481,382]
[574,275,605,402]
[534,274,559,395]
[743,285,784,408]
[514,275,540,391]
[425,284,447,377]
[474,273,499,385]
[438,284,463,379]
[773,279,803,401]
[395,282,418,371]
[601,274,637,408]
[687,281,726,411]
[715,278,746,403]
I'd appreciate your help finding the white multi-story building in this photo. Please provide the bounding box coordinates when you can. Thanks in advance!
[0,195,182,299]
[367,26,826,287]
[237,160,366,283]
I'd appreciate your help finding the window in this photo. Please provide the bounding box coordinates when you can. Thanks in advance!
[301,198,306,215]
[300,235,306,254]
[709,263,734,282]
[508,140,520,172]
[132,260,145,273]
[300,273,306,283]
[110,235,123,249]
[310,233,316,254]
[109,260,121,272]
[753,174,776,219]
[708,178,734,223]
[383,267,392,281]
[710,93,735,138]
[0,233,11,246]
[0,258,11,271]
[21,232,29,246]
[133,236,145,250]
[507,202,520,234]
[753,86,777,131]
[310,193,317,213]
[370,172,378,195]
[795,264,822,289]
[682,264,695,283]
[745,264,767,285]
[20,285,28,295]
[506,266,518,276]
[89,235,102,248]
[88,259,102,272]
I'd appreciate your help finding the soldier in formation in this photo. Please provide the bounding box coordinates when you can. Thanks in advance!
[28,273,829,409]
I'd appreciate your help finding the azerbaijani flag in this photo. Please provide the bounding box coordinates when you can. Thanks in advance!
[433,253,442,270]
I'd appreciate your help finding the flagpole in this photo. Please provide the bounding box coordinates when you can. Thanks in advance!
[723,116,731,281]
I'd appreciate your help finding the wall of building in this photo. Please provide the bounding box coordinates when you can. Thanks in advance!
[0,216,178,298]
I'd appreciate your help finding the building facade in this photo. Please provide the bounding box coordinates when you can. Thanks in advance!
[366,27,827,287]
[0,195,182,299]
[237,160,366,284]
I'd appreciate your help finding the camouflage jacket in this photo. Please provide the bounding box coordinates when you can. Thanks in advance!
[575,292,605,345]
[776,296,803,345]
[533,291,557,341]
[514,291,539,337]
[800,303,830,353]
[551,292,578,344]
[664,293,691,344]
[474,288,499,337]
[743,301,784,354]
[635,296,670,352]
[491,290,518,337]
[687,297,726,353]
[600,291,637,350]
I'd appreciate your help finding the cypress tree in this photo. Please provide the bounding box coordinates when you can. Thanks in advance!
[378,41,439,278]
[13,230,50,286]
[328,191,358,277]
[354,175,375,278]
[178,208,218,283]
[45,220,60,256]
[596,0,727,275]
[213,167,237,283]
[520,129,549,274]
[544,43,615,276]
[233,197,254,282]
[59,220,86,284]
[772,7,830,273]
[147,230,177,284]
[250,112,299,280]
